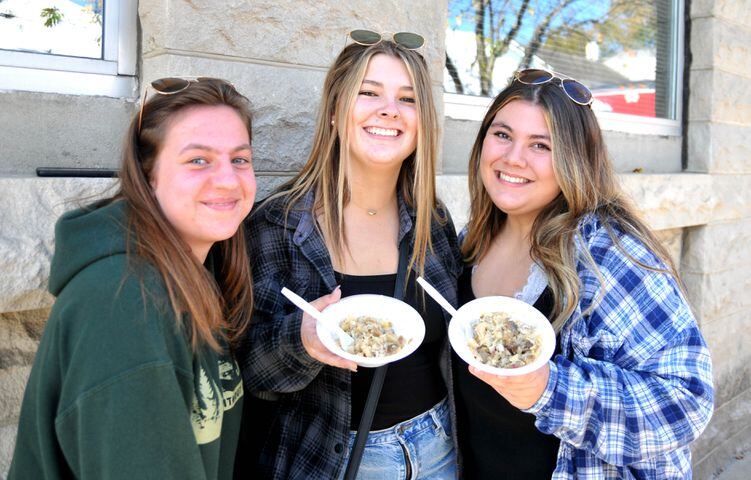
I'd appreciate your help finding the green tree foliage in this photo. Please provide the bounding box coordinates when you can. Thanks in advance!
[40,7,63,28]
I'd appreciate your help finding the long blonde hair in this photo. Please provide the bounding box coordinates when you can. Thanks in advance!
[463,80,679,332]
[118,78,253,352]
[267,40,441,275]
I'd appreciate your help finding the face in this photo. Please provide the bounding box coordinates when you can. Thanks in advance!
[150,105,256,260]
[479,100,561,223]
[346,53,418,174]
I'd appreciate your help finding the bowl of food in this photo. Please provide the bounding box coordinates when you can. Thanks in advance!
[448,296,555,376]
[317,294,426,368]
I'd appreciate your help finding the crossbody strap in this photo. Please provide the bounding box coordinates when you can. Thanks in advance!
[342,236,410,480]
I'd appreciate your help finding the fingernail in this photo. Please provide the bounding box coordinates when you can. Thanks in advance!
[334,285,341,291]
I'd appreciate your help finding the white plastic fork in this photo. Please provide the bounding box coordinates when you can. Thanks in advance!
[416,276,457,317]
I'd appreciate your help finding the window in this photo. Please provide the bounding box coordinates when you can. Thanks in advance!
[444,0,684,135]
[0,0,137,97]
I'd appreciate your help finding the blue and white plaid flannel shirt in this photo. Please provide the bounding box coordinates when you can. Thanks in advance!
[524,215,714,479]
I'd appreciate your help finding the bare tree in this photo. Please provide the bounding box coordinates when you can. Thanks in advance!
[473,0,531,95]
[445,54,464,94]
[519,0,576,69]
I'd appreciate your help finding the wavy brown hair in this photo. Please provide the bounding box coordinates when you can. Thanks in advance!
[117,78,253,352]
[267,40,442,275]
[463,79,679,332]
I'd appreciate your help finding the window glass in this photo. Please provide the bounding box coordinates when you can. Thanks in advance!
[445,0,679,119]
[0,0,103,59]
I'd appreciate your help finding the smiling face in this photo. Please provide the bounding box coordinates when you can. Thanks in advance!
[150,105,256,261]
[479,100,561,224]
[346,53,418,174]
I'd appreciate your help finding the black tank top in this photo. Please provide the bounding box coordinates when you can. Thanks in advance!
[454,266,561,479]
[336,271,447,430]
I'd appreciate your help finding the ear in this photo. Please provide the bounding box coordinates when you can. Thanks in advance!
[148,168,158,191]
[148,158,159,190]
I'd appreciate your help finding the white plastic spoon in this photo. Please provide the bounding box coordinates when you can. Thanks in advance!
[280,287,355,350]
[416,276,458,317]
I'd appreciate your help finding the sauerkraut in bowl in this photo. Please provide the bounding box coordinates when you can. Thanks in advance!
[449,296,555,376]
[338,315,406,358]
[317,294,425,368]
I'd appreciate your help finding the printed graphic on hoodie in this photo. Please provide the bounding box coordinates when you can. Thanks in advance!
[190,358,243,445]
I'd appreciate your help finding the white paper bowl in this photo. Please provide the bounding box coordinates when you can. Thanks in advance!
[317,294,425,368]
[448,296,556,376]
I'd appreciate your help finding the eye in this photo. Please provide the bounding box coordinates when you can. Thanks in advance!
[531,142,551,151]
[358,90,377,97]
[232,156,253,168]
[491,130,511,141]
[400,96,416,104]
[187,157,208,166]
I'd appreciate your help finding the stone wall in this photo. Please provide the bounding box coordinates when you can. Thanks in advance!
[686,1,751,477]
[139,0,448,177]
[0,82,134,177]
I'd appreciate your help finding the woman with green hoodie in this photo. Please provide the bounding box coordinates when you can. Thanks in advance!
[8,78,256,480]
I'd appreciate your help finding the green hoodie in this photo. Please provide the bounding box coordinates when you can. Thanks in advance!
[8,200,244,480]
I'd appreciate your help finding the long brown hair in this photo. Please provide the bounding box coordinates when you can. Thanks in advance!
[463,80,679,332]
[118,78,253,352]
[267,40,442,275]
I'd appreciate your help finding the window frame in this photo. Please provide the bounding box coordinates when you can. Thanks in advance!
[443,0,685,137]
[0,0,137,97]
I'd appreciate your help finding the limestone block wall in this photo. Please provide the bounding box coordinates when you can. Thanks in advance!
[138,0,448,176]
[685,1,751,477]
[0,84,135,176]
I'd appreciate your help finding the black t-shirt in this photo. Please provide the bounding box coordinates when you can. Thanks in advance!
[336,271,447,430]
[454,265,560,479]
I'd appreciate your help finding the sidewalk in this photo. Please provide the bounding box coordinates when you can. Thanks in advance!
[713,453,751,480]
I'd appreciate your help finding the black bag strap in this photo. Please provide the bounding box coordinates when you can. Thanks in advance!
[342,236,410,480]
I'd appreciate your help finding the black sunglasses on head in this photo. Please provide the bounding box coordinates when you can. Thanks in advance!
[137,77,234,133]
[348,29,425,50]
[515,69,593,106]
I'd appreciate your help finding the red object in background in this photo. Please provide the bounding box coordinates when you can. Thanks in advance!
[592,86,656,117]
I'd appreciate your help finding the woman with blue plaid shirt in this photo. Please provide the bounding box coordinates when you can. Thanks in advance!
[236,36,463,479]
[454,71,714,479]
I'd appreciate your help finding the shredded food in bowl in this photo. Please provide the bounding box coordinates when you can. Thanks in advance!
[467,312,541,368]
[338,316,406,357]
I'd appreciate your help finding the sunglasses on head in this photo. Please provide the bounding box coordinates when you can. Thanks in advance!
[514,69,593,106]
[137,77,233,134]
[348,29,425,50]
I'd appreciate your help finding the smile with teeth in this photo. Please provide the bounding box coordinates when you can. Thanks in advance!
[497,171,530,184]
[365,126,400,137]
[202,199,239,210]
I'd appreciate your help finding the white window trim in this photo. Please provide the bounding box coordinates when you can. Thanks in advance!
[0,0,137,97]
[444,0,685,137]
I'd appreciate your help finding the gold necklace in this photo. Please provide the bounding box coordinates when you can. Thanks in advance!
[350,198,393,217]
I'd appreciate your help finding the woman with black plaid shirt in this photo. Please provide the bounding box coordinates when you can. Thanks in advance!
[235,35,463,479]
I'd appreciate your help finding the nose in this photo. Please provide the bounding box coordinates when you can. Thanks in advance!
[211,159,240,189]
[378,97,400,119]
[504,142,526,167]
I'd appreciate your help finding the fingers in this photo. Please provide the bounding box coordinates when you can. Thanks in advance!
[468,363,550,410]
[309,286,341,311]
[309,346,358,372]
[300,286,357,372]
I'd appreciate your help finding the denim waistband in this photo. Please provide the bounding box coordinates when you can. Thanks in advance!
[349,398,449,446]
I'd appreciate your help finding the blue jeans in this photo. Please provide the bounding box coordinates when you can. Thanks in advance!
[340,398,457,480]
